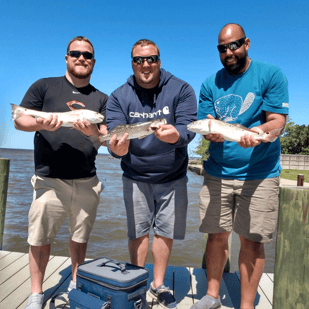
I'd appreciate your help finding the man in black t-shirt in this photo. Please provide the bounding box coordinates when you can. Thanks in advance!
[14,36,108,309]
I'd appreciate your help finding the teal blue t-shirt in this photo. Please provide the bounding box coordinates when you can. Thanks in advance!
[198,60,289,180]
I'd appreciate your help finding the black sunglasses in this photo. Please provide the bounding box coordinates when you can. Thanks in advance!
[217,37,246,54]
[132,55,160,64]
[68,50,94,60]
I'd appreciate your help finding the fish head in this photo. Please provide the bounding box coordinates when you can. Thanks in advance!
[187,119,210,135]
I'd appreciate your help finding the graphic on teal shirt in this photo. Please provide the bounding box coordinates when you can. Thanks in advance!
[214,92,255,122]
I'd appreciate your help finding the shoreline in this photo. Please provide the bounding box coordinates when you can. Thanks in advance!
[187,163,309,187]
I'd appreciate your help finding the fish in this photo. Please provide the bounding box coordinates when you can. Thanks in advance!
[99,118,167,142]
[11,103,104,127]
[187,118,279,142]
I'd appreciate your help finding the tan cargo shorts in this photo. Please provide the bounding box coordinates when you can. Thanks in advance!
[28,175,103,246]
[199,171,280,243]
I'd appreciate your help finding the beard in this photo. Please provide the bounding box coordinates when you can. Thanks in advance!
[68,64,93,79]
[222,54,247,75]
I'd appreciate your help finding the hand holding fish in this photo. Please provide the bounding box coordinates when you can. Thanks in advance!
[238,127,263,148]
[72,118,100,136]
[203,115,225,143]
[36,115,63,131]
[152,124,180,144]
[109,132,130,157]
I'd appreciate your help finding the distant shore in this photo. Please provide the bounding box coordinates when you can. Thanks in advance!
[187,162,309,187]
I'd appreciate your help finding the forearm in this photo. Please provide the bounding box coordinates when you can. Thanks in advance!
[257,112,287,133]
[173,125,196,147]
[14,115,42,132]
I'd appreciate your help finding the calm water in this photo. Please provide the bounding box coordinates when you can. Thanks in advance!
[0,148,276,272]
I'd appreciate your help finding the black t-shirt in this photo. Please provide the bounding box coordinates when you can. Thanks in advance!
[20,76,108,179]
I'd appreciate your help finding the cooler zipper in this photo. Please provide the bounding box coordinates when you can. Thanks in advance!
[77,273,148,291]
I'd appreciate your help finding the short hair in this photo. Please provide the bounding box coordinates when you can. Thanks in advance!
[67,36,95,57]
[131,39,160,57]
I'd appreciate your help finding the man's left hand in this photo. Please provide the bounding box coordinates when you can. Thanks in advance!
[72,119,100,136]
[238,127,263,148]
[153,124,180,144]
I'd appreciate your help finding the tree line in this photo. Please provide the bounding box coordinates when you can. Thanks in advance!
[193,119,309,160]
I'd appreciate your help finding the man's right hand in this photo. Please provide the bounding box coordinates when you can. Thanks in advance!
[204,114,225,142]
[109,132,130,157]
[36,115,62,131]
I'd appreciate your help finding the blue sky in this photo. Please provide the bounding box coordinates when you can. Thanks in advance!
[1,0,308,155]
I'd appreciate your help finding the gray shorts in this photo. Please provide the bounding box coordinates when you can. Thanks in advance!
[199,172,280,243]
[122,176,188,241]
[28,175,103,246]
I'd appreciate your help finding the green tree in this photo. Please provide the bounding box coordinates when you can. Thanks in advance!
[193,135,210,163]
[280,120,309,154]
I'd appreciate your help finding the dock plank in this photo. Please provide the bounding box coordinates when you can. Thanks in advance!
[174,266,193,308]
[267,273,274,282]
[0,250,11,259]
[0,251,25,270]
[0,253,29,284]
[1,255,66,309]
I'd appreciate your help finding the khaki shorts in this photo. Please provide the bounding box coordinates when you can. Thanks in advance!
[28,175,103,246]
[199,172,279,243]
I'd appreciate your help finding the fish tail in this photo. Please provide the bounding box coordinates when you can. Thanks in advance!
[11,104,25,120]
[89,136,101,150]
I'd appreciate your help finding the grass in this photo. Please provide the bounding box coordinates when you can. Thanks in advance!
[280,169,309,182]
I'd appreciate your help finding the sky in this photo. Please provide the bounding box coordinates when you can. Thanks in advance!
[1,0,308,156]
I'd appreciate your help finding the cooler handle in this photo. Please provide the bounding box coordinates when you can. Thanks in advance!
[98,258,128,273]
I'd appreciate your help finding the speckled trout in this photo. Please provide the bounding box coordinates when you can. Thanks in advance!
[99,118,167,141]
[11,103,104,127]
[187,119,279,142]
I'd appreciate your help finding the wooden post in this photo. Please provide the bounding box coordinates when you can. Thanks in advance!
[273,186,309,308]
[297,174,304,186]
[0,158,10,250]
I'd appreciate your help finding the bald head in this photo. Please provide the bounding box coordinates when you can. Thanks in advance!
[217,23,250,74]
[219,23,246,43]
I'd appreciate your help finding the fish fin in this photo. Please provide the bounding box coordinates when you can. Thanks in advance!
[229,123,251,130]
[229,123,263,134]
[114,124,127,129]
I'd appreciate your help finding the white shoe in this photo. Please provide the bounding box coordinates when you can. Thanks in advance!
[25,293,44,309]
[68,280,77,292]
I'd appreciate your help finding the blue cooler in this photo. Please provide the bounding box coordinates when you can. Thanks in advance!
[74,257,149,309]
[69,289,110,308]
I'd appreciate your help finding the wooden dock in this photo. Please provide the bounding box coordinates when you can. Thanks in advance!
[0,250,274,309]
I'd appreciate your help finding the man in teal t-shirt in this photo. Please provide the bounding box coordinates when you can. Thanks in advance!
[191,24,289,309]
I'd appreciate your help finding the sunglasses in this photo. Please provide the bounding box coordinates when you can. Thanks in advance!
[217,37,246,54]
[132,55,160,64]
[68,50,94,60]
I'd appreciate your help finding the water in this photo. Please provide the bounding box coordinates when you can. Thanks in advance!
[0,148,276,272]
